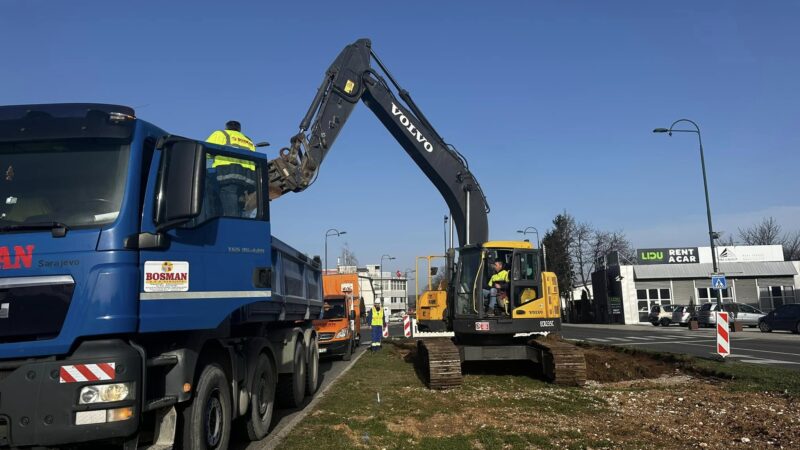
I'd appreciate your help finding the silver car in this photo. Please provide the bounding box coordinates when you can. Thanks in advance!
[671,305,692,326]
[696,303,765,328]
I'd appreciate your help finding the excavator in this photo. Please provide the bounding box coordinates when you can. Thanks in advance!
[268,39,586,388]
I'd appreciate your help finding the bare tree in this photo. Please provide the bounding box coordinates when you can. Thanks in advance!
[338,243,359,267]
[784,231,800,261]
[738,217,783,245]
[569,220,594,295]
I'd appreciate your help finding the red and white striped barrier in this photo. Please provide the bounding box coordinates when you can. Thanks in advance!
[717,312,730,358]
[403,315,411,337]
[59,363,116,383]
[382,322,389,338]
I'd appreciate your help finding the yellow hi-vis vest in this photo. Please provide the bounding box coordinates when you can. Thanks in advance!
[488,269,509,287]
[371,306,384,326]
[206,130,256,171]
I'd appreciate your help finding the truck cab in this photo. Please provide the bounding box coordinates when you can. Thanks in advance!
[0,104,322,448]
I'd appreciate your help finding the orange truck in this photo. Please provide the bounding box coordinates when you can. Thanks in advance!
[314,274,362,359]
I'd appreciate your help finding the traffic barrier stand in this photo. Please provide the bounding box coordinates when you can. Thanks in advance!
[403,315,411,337]
[716,311,730,359]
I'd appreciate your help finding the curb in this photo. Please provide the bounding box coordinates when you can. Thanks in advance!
[255,346,368,450]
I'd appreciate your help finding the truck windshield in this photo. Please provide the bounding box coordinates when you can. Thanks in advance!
[0,139,130,230]
[322,299,347,319]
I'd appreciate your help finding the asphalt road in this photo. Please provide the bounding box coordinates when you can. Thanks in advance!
[561,323,800,370]
[236,328,370,450]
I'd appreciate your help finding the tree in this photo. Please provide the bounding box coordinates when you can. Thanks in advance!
[542,213,574,301]
[782,231,800,261]
[737,217,800,260]
[338,243,359,267]
[738,217,783,245]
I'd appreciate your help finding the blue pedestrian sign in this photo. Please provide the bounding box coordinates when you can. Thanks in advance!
[711,274,727,290]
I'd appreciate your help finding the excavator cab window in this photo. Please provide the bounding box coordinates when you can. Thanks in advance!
[454,249,482,316]
[511,250,541,308]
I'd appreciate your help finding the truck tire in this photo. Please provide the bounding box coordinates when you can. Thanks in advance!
[306,336,320,396]
[241,354,275,441]
[181,364,232,450]
[342,338,353,361]
[276,339,306,408]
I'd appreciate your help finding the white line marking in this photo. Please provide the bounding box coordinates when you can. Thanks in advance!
[140,290,272,300]
[604,337,631,341]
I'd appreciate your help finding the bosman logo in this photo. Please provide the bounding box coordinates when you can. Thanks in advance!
[146,261,187,282]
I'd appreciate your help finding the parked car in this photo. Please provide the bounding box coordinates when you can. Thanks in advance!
[388,312,405,323]
[649,304,677,326]
[696,302,766,328]
[758,304,800,334]
[671,305,693,326]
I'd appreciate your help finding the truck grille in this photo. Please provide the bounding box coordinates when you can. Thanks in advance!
[319,333,335,341]
[0,276,75,343]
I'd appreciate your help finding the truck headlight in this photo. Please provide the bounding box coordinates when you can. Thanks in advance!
[335,328,348,338]
[79,383,132,404]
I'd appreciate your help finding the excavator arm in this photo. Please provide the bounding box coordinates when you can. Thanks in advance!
[268,38,489,246]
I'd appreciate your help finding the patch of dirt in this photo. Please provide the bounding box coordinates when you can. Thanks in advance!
[583,346,680,382]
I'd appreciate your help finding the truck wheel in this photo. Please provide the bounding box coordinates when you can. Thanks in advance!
[342,338,353,361]
[241,354,275,441]
[306,336,320,396]
[276,339,305,408]
[181,364,231,450]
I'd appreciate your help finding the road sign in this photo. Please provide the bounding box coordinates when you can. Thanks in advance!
[717,312,730,358]
[711,274,727,289]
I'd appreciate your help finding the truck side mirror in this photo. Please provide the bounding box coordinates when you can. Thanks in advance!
[155,139,205,229]
[430,267,438,276]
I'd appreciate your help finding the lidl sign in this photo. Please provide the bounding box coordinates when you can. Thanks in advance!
[638,247,699,265]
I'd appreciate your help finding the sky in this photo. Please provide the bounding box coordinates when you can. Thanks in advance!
[1,1,798,277]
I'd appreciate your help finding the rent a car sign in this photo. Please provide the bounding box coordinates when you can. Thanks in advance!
[638,247,699,264]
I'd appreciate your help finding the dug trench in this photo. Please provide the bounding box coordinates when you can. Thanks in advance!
[276,338,800,450]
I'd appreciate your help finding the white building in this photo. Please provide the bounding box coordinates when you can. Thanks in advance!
[591,245,799,324]
[350,264,409,314]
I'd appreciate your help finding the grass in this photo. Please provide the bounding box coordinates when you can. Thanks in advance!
[276,339,800,450]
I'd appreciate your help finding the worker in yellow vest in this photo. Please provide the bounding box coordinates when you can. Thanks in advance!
[367,299,386,351]
[206,121,257,217]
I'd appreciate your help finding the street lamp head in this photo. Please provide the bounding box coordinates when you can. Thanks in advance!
[339,231,347,236]
[652,128,670,134]
[516,230,523,234]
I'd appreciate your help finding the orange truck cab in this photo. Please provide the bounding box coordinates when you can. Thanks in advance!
[314,275,362,359]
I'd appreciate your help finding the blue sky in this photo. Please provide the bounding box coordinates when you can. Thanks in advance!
[2,1,798,276]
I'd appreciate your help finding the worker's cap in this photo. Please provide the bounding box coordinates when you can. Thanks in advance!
[374,300,381,305]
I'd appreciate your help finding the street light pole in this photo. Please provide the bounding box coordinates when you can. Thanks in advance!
[516,226,546,271]
[324,229,346,274]
[654,120,722,309]
[380,254,395,309]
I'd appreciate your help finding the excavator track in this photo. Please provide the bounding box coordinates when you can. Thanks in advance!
[528,336,587,386]
[417,338,463,390]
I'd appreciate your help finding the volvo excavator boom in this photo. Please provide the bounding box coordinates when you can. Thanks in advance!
[268,38,488,246]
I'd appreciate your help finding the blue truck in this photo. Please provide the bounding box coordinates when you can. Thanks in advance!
[0,103,323,448]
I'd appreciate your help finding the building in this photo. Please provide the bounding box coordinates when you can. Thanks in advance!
[591,245,799,324]
[337,264,409,315]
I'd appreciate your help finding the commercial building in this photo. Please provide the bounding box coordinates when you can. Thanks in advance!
[590,245,799,324]
[337,264,409,314]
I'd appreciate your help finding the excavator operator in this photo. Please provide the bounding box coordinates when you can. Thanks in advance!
[483,260,509,316]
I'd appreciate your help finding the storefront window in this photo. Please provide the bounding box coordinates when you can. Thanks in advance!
[637,288,672,321]
[759,286,796,312]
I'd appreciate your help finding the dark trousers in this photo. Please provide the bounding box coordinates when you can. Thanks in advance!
[370,325,383,350]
